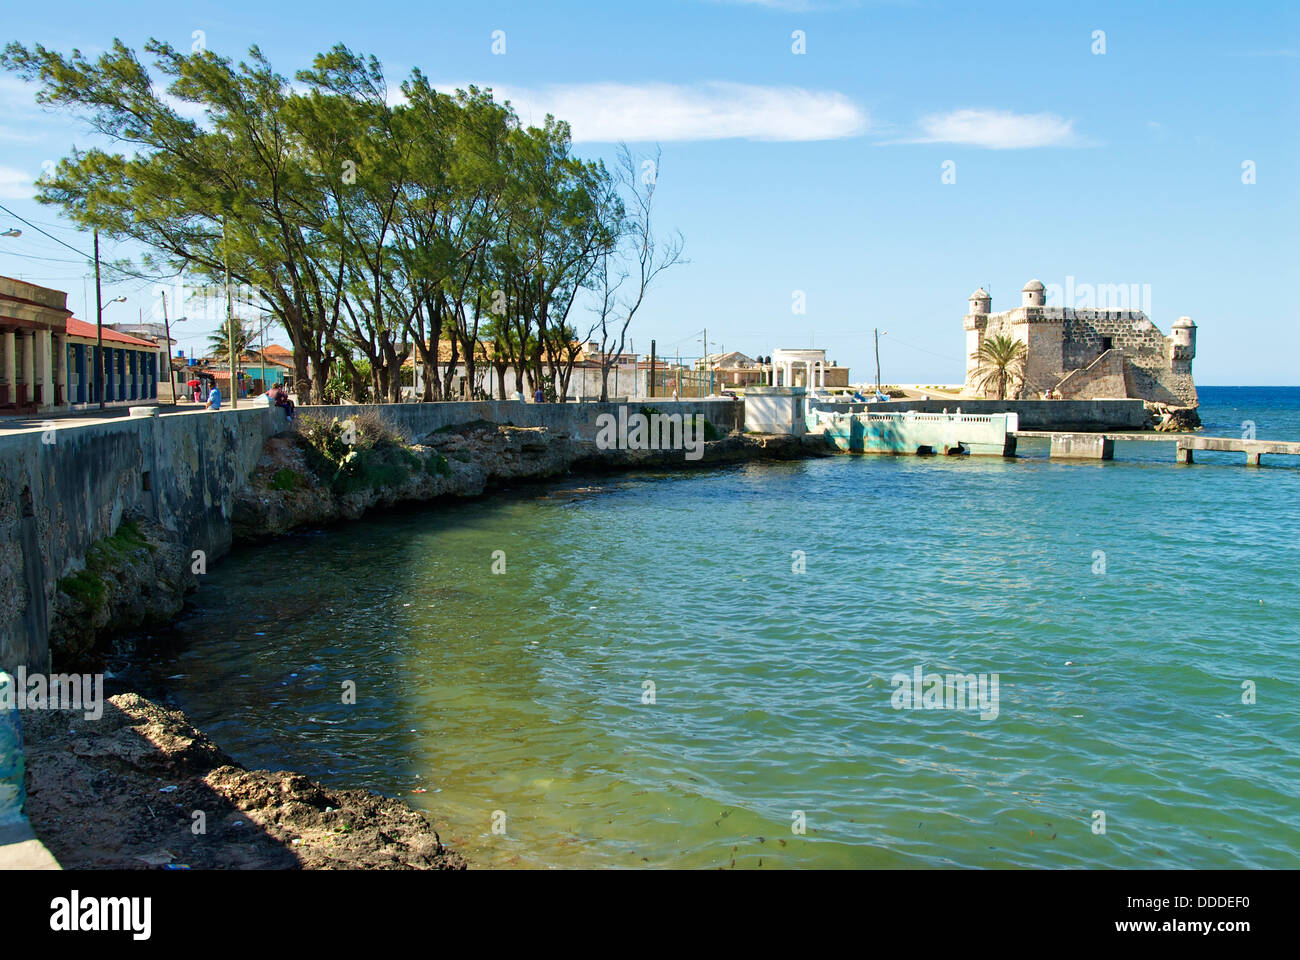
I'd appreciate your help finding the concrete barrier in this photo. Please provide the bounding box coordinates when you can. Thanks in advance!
[812,398,1149,431]
[1049,433,1115,459]
[299,397,744,443]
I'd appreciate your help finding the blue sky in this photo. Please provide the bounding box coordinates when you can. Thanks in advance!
[2,0,1296,383]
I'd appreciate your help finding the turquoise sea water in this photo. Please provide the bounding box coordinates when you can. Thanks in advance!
[134,387,1300,868]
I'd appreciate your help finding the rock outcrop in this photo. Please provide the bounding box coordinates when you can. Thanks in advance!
[21,693,466,870]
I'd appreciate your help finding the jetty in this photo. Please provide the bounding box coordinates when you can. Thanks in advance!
[1018,430,1300,465]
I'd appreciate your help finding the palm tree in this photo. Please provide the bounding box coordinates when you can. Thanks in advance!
[207,317,253,360]
[972,334,1028,400]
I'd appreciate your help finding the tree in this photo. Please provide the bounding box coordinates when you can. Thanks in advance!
[590,146,686,402]
[971,334,1028,400]
[2,39,683,407]
[207,316,253,359]
[1,40,349,401]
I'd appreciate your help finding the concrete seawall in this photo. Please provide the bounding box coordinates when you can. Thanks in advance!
[0,397,741,674]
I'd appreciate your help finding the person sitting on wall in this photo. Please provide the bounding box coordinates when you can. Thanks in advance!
[271,383,295,422]
[534,386,545,403]
[204,384,222,411]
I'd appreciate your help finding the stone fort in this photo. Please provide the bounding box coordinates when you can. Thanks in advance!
[962,279,1197,406]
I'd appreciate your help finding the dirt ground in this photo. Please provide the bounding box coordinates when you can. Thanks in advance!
[21,693,467,870]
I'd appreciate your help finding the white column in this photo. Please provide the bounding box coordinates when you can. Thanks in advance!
[54,334,67,407]
[2,330,14,404]
[22,331,35,405]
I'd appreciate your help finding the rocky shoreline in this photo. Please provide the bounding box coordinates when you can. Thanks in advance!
[22,693,466,869]
[27,417,827,869]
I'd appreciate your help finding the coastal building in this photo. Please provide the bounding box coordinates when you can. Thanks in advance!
[63,319,163,406]
[769,348,849,390]
[0,276,163,412]
[0,276,72,411]
[962,280,1197,405]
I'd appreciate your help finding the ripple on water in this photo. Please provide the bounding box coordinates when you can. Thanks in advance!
[142,390,1300,868]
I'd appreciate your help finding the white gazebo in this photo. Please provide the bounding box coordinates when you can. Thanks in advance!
[770,348,829,390]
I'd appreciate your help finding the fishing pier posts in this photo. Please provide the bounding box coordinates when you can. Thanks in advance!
[1175,435,1300,466]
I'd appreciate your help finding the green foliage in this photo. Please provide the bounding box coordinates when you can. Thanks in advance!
[58,520,153,610]
[295,411,421,493]
[425,452,451,476]
[207,316,255,360]
[0,40,669,408]
[972,334,1029,400]
[268,467,305,491]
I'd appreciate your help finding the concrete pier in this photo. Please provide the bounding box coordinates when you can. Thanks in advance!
[1018,430,1300,466]
[1176,435,1300,466]
[1049,433,1114,460]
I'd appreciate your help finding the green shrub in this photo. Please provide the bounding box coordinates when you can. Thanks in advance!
[425,452,451,476]
[57,520,153,611]
[268,467,305,491]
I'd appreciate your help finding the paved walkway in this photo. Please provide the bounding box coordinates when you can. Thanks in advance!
[0,400,250,435]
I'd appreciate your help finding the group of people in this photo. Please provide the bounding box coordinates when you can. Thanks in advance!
[266,382,295,421]
[199,382,294,421]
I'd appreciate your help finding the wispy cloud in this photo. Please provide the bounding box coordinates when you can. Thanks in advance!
[457,81,868,143]
[907,108,1080,149]
[0,165,33,200]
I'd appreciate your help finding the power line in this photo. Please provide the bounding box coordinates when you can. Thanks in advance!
[0,248,87,265]
[0,202,91,258]
[0,202,184,284]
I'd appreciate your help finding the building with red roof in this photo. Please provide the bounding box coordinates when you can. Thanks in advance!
[0,275,167,413]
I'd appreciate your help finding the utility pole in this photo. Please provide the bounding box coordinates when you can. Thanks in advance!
[224,216,237,408]
[161,291,177,406]
[648,339,656,398]
[93,229,104,409]
[875,327,882,393]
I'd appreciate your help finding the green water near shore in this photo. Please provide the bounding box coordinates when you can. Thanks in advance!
[139,388,1300,868]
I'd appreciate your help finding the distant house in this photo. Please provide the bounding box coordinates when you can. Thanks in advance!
[243,344,294,392]
[697,351,756,371]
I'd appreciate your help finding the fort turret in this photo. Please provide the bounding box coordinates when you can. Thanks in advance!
[1021,278,1046,308]
[1171,316,1196,372]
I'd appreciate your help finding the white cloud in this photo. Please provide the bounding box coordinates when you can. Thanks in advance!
[0,166,33,200]
[910,108,1079,149]
[454,81,868,143]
